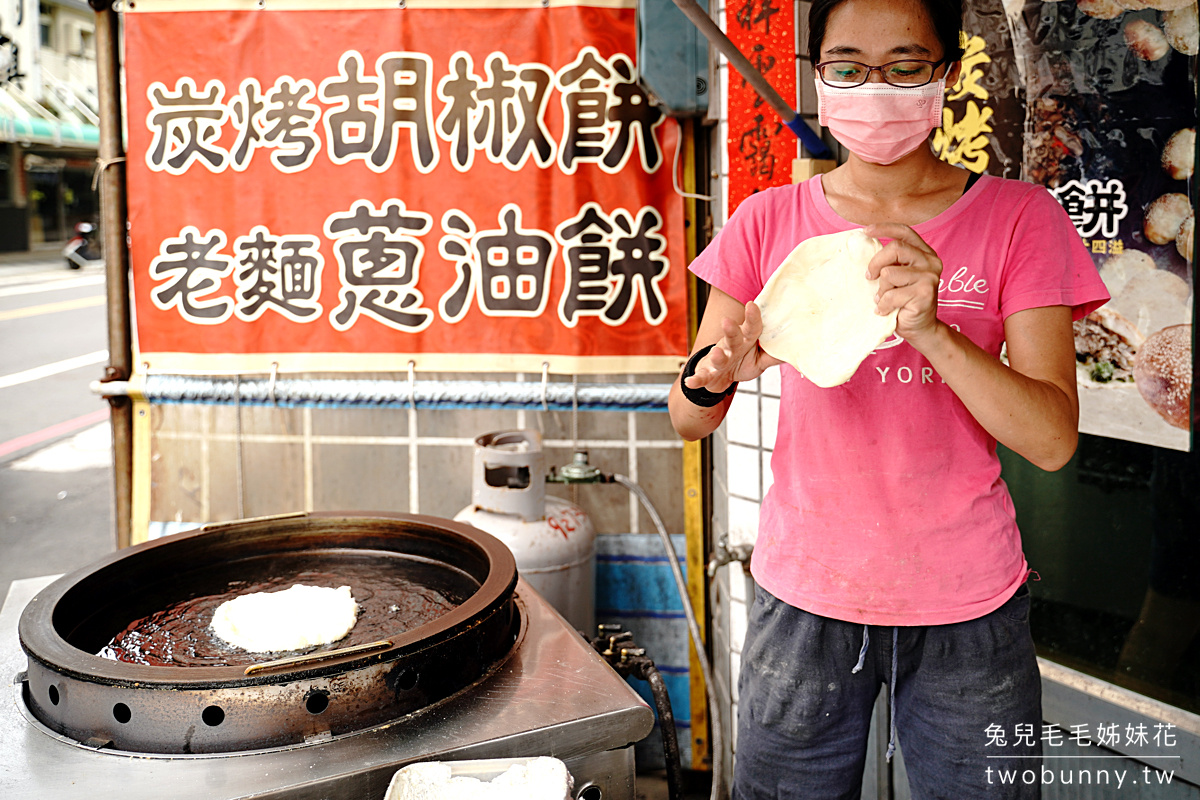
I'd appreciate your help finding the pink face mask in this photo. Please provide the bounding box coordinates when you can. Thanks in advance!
[815,78,945,165]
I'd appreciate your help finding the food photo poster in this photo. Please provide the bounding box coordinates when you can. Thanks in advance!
[936,0,1196,451]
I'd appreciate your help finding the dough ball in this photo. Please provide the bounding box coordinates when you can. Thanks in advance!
[1147,0,1194,10]
[1110,268,1192,337]
[1118,0,1151,8]
[1078,0,1126,18]
[1134,324,1192,430]
[1163,5,1199,55]
[1144,193,1193,244]
[1099,249,1156,295]
[1120,267,1192,305]
[1177,213,1195,262]
[1162,128,1195,180]
[1125,18,1172,59]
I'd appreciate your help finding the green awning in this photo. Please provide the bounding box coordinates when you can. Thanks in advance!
[0,113,100,150]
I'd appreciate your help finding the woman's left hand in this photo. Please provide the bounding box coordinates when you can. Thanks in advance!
[863,223,943,344]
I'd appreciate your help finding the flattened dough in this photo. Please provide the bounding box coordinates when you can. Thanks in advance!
[211,584,358,653]
[755,229,896,388]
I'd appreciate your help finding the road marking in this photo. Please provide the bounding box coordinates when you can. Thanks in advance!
[0,408,110,461]
[0,295,106,322]
[0,275,106,298]
[0,350,109,390]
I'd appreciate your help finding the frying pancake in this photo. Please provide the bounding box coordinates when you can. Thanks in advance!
[211,583,359,653]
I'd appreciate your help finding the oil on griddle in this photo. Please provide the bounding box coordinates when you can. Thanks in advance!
[99,563,463,668]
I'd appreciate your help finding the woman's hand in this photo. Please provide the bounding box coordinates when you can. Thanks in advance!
[863,223,1080,470]
[670,290,782,441]
[863,223,943,344]
[684,300,783,392]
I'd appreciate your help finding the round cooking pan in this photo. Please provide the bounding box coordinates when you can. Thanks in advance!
[18,512,521,754]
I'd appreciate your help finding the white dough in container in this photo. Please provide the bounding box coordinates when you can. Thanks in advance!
[385,757,574,800]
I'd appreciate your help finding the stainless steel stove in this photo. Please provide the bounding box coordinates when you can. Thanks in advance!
[1,574,654,799]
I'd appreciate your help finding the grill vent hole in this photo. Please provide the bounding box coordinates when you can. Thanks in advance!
[578,785,603,800]
[113,703,132,724]
[202,705,225,726]
[397,669,419,691]
[305,691,330,715]
[47,685,60,706]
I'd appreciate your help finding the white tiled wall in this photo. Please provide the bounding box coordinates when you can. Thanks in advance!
[726,445,761,500]
[712,365,778,780]
[707,0,822,788]
[144,375,684,540]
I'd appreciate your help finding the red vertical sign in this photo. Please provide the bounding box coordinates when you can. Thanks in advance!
[725,0,797,213]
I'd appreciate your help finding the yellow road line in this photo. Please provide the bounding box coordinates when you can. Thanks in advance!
[0,275,105,298]
[0,294,106,322]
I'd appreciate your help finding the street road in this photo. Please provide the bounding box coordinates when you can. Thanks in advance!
[0,254,115,597]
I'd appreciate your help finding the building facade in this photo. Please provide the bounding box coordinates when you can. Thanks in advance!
[1,0,99,252]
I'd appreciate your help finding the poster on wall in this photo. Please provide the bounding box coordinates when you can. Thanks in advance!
[123,0,689,376]
[933,0,1026,179]
[941,0,1195,451]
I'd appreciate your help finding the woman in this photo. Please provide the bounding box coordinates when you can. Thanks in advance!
[668,0,1110,797]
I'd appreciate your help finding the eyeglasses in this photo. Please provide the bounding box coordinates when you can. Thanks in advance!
[814,59,947,88]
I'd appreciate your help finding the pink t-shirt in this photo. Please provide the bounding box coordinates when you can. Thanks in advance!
[690,174,1109,626]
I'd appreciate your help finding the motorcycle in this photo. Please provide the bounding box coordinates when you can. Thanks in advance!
[64,222,103,270]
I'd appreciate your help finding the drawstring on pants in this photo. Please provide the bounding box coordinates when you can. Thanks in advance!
[849,624,900,762]
[851,625,869,673]
[886,626,898,761]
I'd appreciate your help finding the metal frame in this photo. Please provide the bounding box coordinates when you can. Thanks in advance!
[2,575,655,799]
[1040,658,1200,787]
[88,0,134,549]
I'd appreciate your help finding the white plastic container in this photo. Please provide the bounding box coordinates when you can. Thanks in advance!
[385,756,573,800]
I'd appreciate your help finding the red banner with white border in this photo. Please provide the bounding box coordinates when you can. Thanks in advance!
[124,1,688,375]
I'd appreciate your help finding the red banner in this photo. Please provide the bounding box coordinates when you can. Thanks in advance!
[724,0,797,213]
[123,2,688,374]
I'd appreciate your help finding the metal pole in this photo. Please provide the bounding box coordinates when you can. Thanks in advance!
[668,0,831,158]
[90,0,135,550]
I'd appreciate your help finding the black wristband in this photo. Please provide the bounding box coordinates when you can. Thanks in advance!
[680,344,738,407]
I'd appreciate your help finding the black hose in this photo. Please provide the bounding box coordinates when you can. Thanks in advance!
[641,662,685,800]
[589,628,689,800]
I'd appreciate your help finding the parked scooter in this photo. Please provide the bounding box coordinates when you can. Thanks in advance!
[64,222,103,269]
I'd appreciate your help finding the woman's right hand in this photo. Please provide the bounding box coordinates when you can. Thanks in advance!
[670,291,782,441]
[684,301,783,392]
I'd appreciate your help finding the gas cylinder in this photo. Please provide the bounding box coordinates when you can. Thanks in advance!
[454,430,596,632]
